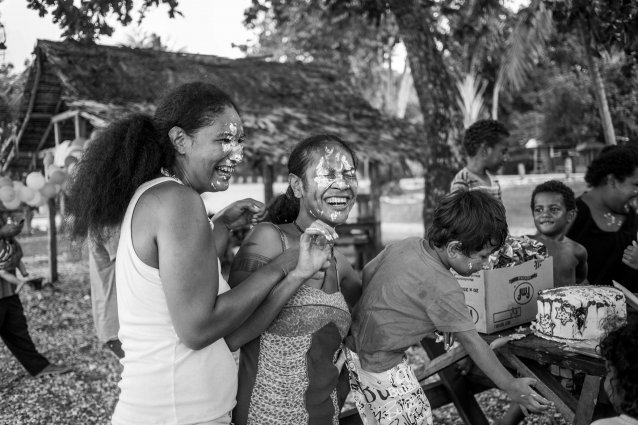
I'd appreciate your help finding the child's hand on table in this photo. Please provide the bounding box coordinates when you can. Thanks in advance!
[506,377,551,415]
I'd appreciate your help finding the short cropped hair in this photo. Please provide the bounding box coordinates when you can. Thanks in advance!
[585,146,638,187]
[427,190,508,256]
[463,119,510,157]
[530,180,576,211]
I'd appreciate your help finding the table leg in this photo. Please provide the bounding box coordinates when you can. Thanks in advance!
[574,375,601,425]
[421,338,490,425]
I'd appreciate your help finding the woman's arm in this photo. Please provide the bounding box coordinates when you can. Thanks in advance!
[148,187,329,350]
[334,250,362,310]
[225,223,333,351]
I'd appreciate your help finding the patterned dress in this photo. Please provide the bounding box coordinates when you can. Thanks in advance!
[233,226,352,425]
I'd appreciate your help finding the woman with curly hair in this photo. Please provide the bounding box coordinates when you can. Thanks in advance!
[66,82,333,425]
[567,145,638,291]
[592,318,638,425]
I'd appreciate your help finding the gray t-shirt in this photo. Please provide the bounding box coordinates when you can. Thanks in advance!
[347,237,475,372]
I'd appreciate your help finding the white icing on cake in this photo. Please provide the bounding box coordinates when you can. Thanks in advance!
[531,285,626,342]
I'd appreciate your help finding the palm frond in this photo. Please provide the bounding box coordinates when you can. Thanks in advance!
[456,71,488,128]
[492,0,554,117]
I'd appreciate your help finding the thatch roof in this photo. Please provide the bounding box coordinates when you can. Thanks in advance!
[3,39,425,173]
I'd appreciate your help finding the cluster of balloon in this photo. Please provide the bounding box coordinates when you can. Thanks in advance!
[0,138,86,213]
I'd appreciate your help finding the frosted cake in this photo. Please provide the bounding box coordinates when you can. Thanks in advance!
[532,285,626,342]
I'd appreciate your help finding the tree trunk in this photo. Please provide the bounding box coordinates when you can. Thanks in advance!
[580,25,616,145]
[387,0,458,231]
[396,61,412,119]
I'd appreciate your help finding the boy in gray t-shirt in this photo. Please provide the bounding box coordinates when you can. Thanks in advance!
[345,190,550,425]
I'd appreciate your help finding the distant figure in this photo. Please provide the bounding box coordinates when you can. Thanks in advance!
[567,145,638,290]
[450,119,510,201]
[0,216,71,377]
[591,318,638,425]
[88,230,123,359]
[530,180,588,286]
[345,191,549,424]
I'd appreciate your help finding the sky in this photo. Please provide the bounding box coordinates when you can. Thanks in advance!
[0,0,255,72]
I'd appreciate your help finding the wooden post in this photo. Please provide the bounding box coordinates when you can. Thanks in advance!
[262,161,274,205]
[47,197,58,283]
[368,162,383,252]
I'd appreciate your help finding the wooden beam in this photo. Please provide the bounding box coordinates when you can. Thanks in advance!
[574,375,601,425]
[499,349,577,423]
[51,109,79,124]
[47,197,58,283]
[29,112,53,120]
[262,161,274,204]
[54,122,61,147]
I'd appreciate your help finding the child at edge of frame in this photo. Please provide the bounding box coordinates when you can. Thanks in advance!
[343,190,552,425]
[591,317,638,425]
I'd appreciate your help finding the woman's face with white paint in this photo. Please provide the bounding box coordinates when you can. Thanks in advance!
[295,143,358,226]
[175,106,245,193]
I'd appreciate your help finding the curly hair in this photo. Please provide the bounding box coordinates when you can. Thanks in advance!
[66,82,238,243]
[599,317,638,417]
[427,190,508,256]
[463,119,510,157]
[530,180,577,211]
[265,134,357,224]
[585,145,638,187]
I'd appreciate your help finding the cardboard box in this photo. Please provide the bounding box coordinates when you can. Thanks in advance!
[453,257,554,334]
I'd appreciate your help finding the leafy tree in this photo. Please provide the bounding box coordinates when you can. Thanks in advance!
[25,0,181,41]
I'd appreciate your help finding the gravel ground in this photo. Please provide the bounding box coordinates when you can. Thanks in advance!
[1,250,570,425]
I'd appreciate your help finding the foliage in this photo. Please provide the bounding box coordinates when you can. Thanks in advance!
[549,0,638,62]
[456,71,488,129]
[25,0,182,41]
[242,0,403,115]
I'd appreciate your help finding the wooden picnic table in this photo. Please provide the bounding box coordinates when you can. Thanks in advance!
[339,326,611,425]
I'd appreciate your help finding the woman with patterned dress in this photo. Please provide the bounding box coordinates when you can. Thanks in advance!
[227,135,362,425]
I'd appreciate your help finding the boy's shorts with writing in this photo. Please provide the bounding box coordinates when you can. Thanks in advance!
[344,348,433,425]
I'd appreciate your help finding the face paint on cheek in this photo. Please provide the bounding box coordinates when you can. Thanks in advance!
[467,262,473,271]
[314,157,332,191]
[222,140,244,163]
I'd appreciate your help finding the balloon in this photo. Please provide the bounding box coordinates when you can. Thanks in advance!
[2,197,21,210]
[0,176,12,188]
[46,164,61,177]
[43,151,54,167]
[18,186,36,203]
[26,172,45,190]
[54,141,71,167]
[64,155,79,168]
[70,137,87,149]
[0,185,15,203]
[39,182,57,199]
[49,169,67,185]
[27,190,43,207]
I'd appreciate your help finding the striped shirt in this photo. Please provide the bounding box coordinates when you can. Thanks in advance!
[450,167,502,201]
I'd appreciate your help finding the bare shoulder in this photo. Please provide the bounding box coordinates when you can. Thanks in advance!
[137,180,204,222]
[566,236,587,258]
[239,222,286,258]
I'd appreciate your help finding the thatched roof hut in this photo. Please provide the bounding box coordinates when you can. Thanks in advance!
[2,39,426,277]
[2,39,424,176]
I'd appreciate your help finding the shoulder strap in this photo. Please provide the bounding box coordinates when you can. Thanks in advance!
[268,222,289,252]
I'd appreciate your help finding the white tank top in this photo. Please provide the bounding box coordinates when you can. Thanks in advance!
[112,177,237,425]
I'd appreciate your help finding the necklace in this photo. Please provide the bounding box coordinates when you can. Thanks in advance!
[603,212,624,227]
[292,221,305,233]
